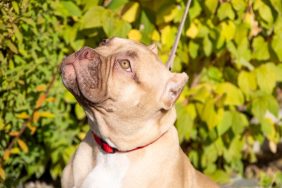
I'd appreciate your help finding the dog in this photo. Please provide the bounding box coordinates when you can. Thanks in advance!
[60,37,219,188]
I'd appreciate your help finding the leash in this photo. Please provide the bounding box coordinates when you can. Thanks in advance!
[166,0,193,70]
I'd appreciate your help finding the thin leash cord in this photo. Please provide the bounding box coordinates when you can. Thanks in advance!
[166,0,193,70]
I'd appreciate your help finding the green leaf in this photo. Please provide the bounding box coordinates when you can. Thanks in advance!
[269,0,282,14]
[227,40,253,70]
[75,103,86,120]
[275,64,282,81]
[255,63,278,94]
[80,6,107,29]
[64,91,76,103]
[6,40,18,54]
[203,35,212,56]
[188,41,199,58]
[230,111,248,135]
[215,82,244,106]
[176,103,195,142]
[271,32,282,61]
[238,71,257,97]
[217,111,232,136]
[261,118,276,140]
[220,21,236,41]
[103,16,131,37]
[140,10,155,43]
[161,25,177,48]
[80,0,100,9]
[231,0,246,12]
[108,0,129,10]
[204,0,218,14]
[224,136,243,162]
[251,93,279,121]
[254,0,273,28]
[12,2,20,14]
[217,2,235,20]
[156,5,179,24]
[190,84,212,103]
[202,144,218,167]
[252,36,270,60]
[200,99,223,129]
[121,2,140,23]
[208,169,230,184]
[189,1,202,20]
[61,1,82,17]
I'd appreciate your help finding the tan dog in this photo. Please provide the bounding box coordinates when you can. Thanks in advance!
[60,37,219,188]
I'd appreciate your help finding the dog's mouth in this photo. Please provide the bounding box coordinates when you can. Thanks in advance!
[60,47,109,105]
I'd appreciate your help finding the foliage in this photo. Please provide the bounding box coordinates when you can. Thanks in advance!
[0,0,282,186]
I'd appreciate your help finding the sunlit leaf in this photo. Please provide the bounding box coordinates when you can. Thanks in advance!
[128,29,142,42]
[151,30,160,41]
[231,0,246,12]
[203,35,212,56]
[217,111,232,136]
[61,1,81,17]
[36,84,47,92]
[10,131,20,137]
[35,94,46,108]
[215,82,244,106]
[217,2,235,20]
[16,112,29,119]
[255,63,278,94]
[189,0,202,20]
[3,150,11,161]
[186,22,199,39]
[75,103,85,120]
[121,2,140,23]
[252,93,279,121]
[18,138,29,153]
[238,71,257,97]
[205,0,218,14]
[269,0,282,14]
[6,40,18,54]
[0,166,6,180]
[188,41,199,59]
[252,36,270,60]
[254,0,273,28]
[80,6,107,29]
[220,21,236,41]
[271,32,282,61]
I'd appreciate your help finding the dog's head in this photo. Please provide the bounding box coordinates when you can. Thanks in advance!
[61,37,188,150]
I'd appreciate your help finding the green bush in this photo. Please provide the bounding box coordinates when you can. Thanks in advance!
[0,0,281,186]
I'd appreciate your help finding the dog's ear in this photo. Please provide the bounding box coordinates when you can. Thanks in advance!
[147,43,158,55]
[161,72,188,110]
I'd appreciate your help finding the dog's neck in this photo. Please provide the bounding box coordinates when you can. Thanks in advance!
[86,107,177,152]
[92,128,169,154]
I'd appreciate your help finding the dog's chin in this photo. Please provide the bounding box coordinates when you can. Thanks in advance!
[61,64,81,97]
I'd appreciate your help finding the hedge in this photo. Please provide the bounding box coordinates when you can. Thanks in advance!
[0,0,282,187]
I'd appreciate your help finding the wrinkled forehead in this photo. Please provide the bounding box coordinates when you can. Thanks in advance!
[94,37,150,57]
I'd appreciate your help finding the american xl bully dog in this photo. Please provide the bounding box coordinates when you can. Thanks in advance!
[60,37,219,188]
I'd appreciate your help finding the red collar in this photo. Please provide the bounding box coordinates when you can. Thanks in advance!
[92,131,166,154]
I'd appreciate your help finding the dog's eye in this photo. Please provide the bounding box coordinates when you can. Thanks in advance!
[118,59,131,72]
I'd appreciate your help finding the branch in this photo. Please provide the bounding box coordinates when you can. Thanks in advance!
[0,71,57,166]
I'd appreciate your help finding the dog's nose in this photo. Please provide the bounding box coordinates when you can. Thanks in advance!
[76,47,96,60]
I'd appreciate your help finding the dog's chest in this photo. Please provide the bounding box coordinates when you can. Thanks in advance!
[81,152,129,188]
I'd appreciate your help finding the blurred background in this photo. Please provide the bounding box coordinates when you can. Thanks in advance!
[1,0,282,187]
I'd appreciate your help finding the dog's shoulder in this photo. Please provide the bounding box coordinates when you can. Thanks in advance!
[61,131,97,188]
